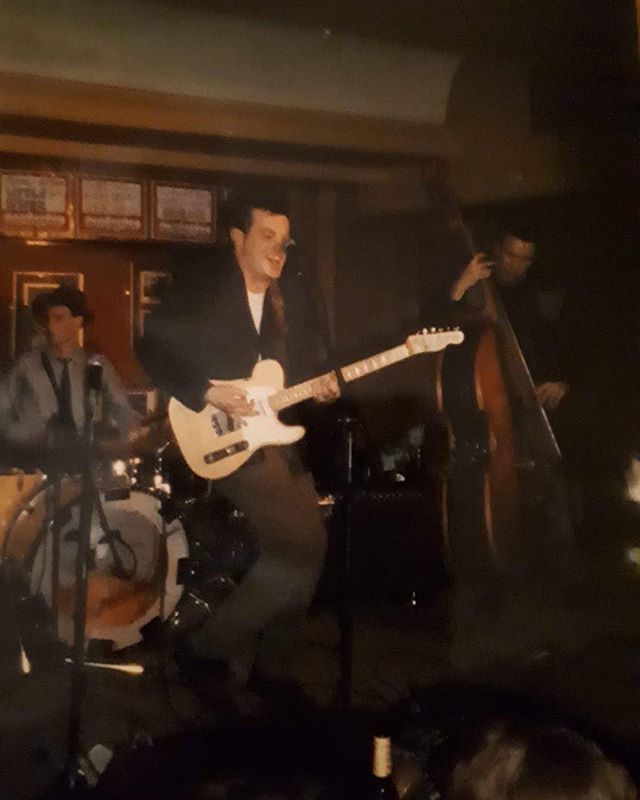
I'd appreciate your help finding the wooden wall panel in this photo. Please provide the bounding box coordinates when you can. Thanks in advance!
[0,239,175,384]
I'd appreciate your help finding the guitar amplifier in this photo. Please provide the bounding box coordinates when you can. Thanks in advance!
[316,479,448,607]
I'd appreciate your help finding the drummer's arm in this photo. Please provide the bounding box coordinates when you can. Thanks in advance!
[0,360,45,443]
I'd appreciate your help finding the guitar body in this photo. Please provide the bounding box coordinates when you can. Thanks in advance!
[168,359,305,480]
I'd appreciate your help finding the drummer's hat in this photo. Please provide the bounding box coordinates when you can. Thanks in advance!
[34,285,95,326]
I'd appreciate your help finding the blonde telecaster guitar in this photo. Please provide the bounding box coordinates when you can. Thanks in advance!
[169,328,464,480]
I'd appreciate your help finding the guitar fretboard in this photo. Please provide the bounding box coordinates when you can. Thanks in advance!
[269,343,410,413]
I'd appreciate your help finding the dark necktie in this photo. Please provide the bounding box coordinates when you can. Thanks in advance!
[57,358,74,429]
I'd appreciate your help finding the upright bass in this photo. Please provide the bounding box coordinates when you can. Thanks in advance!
[426,211,573,585]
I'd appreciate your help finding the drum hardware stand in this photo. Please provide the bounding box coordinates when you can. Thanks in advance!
[0,558,30,676]
[59,364,142,794]
[0,429,68,674]
[41,419,69,643]
[48,464,63,639]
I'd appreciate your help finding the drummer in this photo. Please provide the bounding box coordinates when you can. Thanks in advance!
[0,286,140,470]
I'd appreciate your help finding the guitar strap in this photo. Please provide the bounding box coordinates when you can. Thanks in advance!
[261,282,287,367]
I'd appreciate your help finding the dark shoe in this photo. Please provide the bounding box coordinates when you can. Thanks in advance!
[174,637,230,681]
[248,673,317,719]
[174,639,265,722]
[187,673,266,723]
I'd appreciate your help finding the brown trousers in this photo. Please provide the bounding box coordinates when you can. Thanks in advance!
[189,446,327,684]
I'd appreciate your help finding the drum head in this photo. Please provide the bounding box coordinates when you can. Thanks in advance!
[7,480,187,650]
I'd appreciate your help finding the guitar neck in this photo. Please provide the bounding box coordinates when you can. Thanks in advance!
[269,343,411,413]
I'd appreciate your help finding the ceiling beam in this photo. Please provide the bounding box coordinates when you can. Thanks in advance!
[0,132,401,184]
[0,73,456,158]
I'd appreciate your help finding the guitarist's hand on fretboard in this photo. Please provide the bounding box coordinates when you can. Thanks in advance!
[310,372,341,404]
[204,382,257,416]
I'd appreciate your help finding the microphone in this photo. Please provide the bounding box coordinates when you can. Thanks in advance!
[87,359,103,392]
[86,359,104,423]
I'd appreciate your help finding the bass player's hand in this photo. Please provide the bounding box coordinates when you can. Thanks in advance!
[450,252,493,301]
[535,381,569,411]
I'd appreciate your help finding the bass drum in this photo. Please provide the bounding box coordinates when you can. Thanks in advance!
[4,477,188,650]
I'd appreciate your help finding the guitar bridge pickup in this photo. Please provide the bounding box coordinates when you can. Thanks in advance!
[203,440,249,464]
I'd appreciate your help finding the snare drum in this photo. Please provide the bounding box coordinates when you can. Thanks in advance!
[4,477,188,650]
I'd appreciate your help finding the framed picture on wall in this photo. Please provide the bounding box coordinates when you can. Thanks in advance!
[76,175,146,240]
[150,181,216,242]
[22,281,58,309]
[139,270,171,304]
[12,271,84,358]
[137,307,152,338]
[1,171,74,239]
[131,268,171,344]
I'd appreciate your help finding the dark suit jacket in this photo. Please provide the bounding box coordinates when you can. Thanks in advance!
[136,247,331,412]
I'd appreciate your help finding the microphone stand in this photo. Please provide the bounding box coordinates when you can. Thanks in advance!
[334,412,357,712]
[12,419,73,674]
[61,361,141,792]
[61,362,101,792]
[46,424,64,642]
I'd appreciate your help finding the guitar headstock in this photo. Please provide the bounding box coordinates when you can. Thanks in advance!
[406,327,465,355]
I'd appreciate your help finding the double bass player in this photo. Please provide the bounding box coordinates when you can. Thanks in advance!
[420,203,582,669]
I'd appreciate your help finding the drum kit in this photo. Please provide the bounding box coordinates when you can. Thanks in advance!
[0,420,256,674]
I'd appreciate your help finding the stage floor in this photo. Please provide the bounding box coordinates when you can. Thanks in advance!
[2,557,640,798]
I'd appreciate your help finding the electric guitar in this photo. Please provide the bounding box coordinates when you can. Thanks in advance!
[168,328,464,480]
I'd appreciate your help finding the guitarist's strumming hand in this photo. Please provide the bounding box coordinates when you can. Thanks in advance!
[310,372,341,404]
[204,382,257,417]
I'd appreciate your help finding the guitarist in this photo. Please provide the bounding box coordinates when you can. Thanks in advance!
[136,186,339,715]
